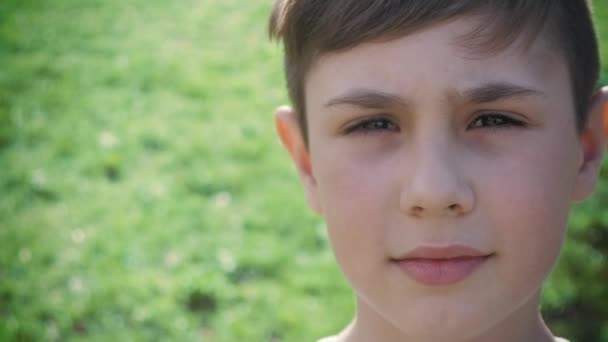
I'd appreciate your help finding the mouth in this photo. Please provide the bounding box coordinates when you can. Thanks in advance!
[391,245,494,286]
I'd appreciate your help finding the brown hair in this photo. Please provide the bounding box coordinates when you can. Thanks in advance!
[269,0,600,145]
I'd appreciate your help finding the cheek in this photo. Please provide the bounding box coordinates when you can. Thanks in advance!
[313,153,396,274]
[481,137,578,284]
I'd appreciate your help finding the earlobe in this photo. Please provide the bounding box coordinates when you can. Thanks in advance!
[274,106,323,214]
[572,87,608,202]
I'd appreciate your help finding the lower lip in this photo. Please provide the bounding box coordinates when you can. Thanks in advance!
[394,255,491,286]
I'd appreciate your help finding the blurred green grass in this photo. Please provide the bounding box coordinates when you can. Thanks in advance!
[0,0,607,341]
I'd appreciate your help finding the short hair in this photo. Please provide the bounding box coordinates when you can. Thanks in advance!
[269,0,600,145]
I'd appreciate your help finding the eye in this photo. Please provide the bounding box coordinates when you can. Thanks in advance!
[468,113,526,130]
[344,117,399,135]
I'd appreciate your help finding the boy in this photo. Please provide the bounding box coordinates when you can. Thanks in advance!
[269,1,607,341]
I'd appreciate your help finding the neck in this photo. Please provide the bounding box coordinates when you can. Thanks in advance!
[338,290,556,342]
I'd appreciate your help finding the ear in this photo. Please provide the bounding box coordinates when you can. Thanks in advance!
[572,86,608,202]
[275,106,323,215]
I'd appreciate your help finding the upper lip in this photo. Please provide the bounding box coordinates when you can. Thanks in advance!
[392,244,492,260]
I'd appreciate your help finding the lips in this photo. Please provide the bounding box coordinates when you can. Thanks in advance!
[391,245,493,286]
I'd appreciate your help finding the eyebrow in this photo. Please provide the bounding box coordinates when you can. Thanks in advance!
[323,82,545,110]
[462,82,545,104]
[324,88,410,109]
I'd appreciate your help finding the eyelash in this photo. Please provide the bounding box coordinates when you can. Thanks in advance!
[344,113,525,135]
[469,113,526,130]
[344,116,399,135]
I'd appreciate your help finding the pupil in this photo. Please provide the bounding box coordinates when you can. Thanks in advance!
[369,120,387,129]
[490,116,504,125]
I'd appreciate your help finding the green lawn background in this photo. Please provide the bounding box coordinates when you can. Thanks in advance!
[0,1,607,341]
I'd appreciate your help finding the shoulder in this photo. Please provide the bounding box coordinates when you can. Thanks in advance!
[554,337,570,342]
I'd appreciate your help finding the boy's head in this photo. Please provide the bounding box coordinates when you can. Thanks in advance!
[270,0,600,145]
[270,1,607,341]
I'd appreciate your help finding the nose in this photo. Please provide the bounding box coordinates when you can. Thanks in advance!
[400,145,475,219]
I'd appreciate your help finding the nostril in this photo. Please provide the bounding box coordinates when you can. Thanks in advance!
[407,203,467,217]
[412,206,424,215]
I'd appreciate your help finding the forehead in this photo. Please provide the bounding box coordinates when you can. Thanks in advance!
[305,17,567,108]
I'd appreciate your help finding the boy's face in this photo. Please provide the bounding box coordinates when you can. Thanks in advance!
[277,17,606,340]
